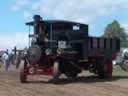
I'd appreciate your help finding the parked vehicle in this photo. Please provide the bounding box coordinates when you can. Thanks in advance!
[113,52,122,65]
[119,49,128,71]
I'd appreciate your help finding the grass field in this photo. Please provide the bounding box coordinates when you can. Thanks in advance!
[113,65,128,76]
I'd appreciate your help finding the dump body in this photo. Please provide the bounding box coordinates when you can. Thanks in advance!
[88,37,120,57]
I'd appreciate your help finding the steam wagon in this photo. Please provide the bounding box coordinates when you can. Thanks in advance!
[20,15,120,83]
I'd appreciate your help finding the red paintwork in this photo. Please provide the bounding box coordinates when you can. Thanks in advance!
[23,55,54,76]
[106,59,113,78]
[22,54,113,79]
[24,65,54,76]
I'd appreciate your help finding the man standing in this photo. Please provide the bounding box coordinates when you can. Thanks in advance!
[2,52,10,71]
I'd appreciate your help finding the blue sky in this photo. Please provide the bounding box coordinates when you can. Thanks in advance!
[0,0,128,50]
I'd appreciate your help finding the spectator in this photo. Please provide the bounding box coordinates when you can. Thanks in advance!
[0,55,4,68]
[2,52,11,71]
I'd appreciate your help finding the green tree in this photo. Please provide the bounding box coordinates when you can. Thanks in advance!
[103,20,128,47]
[103,20,127,41]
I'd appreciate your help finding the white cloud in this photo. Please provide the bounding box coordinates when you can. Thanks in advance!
[29,0,128,24]
[12,0,128,24]
[0,32,29,51]
[31,2,40,10]
[121,23,128,33]
[12,0,28,11]
[23,11,32,18]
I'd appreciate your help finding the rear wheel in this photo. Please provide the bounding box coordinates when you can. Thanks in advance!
[105,59,113,78]
[97,58,112,78]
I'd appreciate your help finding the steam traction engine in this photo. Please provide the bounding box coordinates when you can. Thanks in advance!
[20,15,120,83]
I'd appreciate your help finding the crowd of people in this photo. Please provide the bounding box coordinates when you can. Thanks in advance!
[0,51,21,71]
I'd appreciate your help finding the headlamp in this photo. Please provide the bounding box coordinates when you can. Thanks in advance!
[45,48,52,55]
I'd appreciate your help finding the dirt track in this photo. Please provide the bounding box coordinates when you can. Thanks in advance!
[1,66,128,96]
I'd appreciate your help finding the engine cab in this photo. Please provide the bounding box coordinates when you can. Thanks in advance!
[26,15,88,64]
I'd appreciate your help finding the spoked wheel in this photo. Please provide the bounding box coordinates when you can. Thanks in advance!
[97,58,113,79]
[20,62,27,83]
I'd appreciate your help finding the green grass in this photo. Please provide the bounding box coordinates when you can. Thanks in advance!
[113,65,128,76]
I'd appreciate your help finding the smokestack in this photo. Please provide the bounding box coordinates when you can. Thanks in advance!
[33,15,42,34]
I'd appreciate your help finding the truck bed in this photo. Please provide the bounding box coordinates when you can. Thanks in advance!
[88,37,120,56]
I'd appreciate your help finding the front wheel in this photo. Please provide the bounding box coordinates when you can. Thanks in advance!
[65,71,78,78]
[20,63,27,83]
[49,61,60,84]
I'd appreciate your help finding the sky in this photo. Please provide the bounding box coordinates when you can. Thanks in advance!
[0,0,128,51]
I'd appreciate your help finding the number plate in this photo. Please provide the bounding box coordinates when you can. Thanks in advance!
[58,41,66,48]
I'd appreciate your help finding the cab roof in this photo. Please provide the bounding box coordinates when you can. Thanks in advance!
[26,20,88,27]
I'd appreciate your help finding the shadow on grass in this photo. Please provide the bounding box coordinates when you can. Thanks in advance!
[24,75,128,85]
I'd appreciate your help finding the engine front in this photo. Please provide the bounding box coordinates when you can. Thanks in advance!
[26,15,88,70]
[26,15,50,64]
